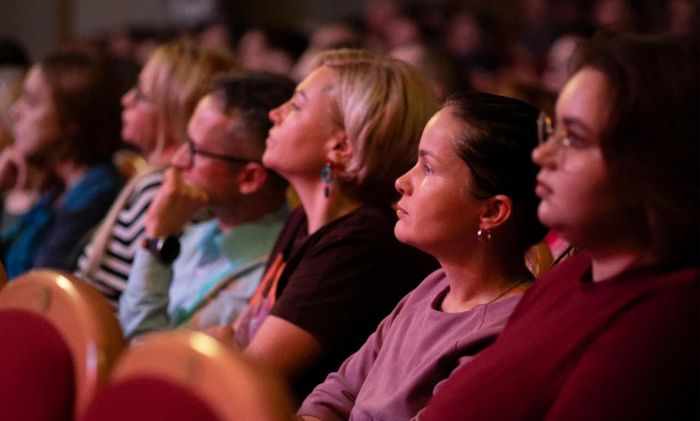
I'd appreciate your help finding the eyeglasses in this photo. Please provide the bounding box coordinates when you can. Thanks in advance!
[537,111,571,166]
[187,140,258,167]
[132,84,151,104]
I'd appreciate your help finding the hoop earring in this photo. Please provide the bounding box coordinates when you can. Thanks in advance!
[321,162,334,198]
[477,229,491,243]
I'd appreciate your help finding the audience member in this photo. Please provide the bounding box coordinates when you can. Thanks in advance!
[119,72,294,337]
[1,50,123,277]
[208,49,440,403]
[75,39,235,309]
[422,32,699,420]
[298,93,547,420]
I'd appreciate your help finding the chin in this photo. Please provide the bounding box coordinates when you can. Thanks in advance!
[394,223,413,246]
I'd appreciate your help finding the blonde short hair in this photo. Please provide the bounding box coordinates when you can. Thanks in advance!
[315,49,438,204]
[143,38,235,155]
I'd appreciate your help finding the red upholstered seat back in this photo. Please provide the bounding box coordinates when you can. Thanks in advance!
[82,377,221,421]
[0,309,74,421]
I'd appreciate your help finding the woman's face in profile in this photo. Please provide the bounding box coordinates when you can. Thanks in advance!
[264,65,342,180]
[394,108,484,258]
[121,63,157,153]
[532,67,621,248]
[10,66,62,159]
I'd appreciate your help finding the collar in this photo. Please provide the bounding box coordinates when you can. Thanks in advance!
[198,205,290,267]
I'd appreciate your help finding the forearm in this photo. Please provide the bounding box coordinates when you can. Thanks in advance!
[119,248,174,338]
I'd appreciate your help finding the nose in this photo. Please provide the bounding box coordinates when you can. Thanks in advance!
[268,102,285,126]
[395,169,412,196]
[122,88,135,108]
[532,140,557,169]
[10,99,21,123]
[171,143,191,169]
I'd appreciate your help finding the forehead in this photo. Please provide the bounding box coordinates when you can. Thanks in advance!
[556,68,612,132]
[189,95,232,139]
[25,66,50,94]
[297,65,337,96]
[420,109,463,160]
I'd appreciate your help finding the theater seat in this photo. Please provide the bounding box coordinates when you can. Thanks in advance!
[81,331,293,421]
[0,270,125,420]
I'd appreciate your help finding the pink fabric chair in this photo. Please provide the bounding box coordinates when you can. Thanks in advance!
[0,270,125,419]
[81,331,293,421]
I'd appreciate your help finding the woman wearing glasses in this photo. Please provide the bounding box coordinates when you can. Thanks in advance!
[75,39,234,309]
[422,33,699,420]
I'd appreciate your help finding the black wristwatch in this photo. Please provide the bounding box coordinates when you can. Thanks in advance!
[142,236,181,264]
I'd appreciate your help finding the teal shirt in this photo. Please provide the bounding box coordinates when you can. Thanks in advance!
[119,206,289,338]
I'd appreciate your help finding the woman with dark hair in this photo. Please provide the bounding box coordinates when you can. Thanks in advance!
[297,93,547,420]
[422,32,699,420]
[0,50,124,277]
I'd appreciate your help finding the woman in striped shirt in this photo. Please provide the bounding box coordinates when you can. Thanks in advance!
[75,39,235,309]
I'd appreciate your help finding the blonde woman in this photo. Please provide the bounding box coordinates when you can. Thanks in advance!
[207,49,440,402]
[76,39,235,309]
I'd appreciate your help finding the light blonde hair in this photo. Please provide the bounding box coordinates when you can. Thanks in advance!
[314,49,438,204]
[143,38,235,157]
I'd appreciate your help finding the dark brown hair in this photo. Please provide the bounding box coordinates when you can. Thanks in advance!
[40,50,121,166]
[446,92,548,255]
[570,32,699,269]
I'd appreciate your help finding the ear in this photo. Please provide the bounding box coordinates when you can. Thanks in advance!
[237,163,269,195]
[479,194,513,232]
[325,129,352,168]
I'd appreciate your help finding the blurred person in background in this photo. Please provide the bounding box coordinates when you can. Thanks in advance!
[291,22,362,82]
[119,72,294,337]
[1,50,124,278]
[76,39,235,309]
[237,28,308,76]
[0,39,46,234]
[390,42,465,102]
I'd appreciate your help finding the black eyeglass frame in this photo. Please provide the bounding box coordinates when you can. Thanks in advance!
[187,140,260,167]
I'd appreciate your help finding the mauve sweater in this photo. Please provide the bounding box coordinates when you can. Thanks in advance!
[298,268,521,421]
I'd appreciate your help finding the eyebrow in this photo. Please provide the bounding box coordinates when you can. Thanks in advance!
[295,90,308,101]
[419,149,437,160]
[562,116,594,135]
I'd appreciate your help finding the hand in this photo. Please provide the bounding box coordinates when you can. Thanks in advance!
[0,147,28,192]
[202,324,236,348]
[145,167,209,237]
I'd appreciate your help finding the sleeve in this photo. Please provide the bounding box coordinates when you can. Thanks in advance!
[544,287,699,421]
[270,235,387,351]
[119,248,174,338]
[297,296,404,421]
[33,194,115,270]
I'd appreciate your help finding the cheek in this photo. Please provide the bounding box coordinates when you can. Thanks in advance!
[15,109,61,154]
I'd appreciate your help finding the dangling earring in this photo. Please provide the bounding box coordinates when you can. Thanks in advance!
[321,162,334,198]
[477,229,491,243]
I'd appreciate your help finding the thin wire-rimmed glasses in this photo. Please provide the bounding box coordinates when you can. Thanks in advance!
[537,111,571,165]
[187,140,259,168]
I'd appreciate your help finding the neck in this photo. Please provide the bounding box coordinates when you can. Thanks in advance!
[55,160,89,189]
[215,191,286,233]
[146,144,179,168]
[588,246,647,282]
[438,243,533,313]
[291,177,363,235]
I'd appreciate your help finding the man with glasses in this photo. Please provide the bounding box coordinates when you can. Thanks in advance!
[119,72,295,339]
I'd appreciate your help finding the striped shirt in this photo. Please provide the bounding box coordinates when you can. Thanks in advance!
[76,171,164,309]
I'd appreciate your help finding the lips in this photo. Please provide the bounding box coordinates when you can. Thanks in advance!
[396,204,408,218]
[535,178,553,198]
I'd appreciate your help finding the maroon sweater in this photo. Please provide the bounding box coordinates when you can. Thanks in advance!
[422,254,699,420]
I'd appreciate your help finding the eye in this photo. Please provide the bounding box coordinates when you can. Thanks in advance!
[423,164,433,175]
[291,102,300,111]
[565,133,587,149]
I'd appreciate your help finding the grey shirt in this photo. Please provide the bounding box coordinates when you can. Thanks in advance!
[298,269,522,421]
